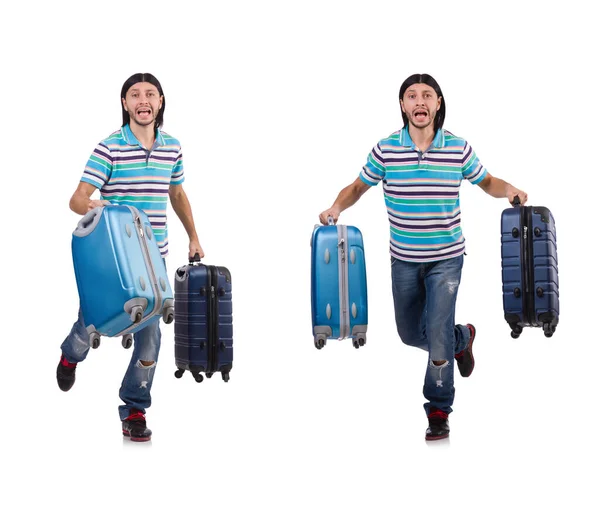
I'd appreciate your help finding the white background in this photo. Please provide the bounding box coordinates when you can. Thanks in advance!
[1,0,598,514]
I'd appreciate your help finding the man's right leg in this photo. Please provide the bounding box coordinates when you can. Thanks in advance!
[57,309,91,391]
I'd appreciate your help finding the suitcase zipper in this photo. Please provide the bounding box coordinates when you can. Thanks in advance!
[338,225,350,339]
[135,209,163,318]
[521,207,536,326]
[208,266,219,373]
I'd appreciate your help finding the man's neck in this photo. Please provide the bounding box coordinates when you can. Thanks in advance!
[408,125,436,152]
[129,122,156,150]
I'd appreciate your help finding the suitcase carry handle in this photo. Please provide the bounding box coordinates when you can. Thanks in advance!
[327,216,335,225]
[73,206,104,237]
[511,195,521,206]
[189,253,202,264]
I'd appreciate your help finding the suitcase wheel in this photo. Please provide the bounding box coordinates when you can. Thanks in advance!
[510,326,522,339]
[222,372,230,382]
[122,334,133,349]
[353,333,366,348]
[174,368,184,379]
[163,306,174,324]
[314,334,327,350]
[192,371,204,383]
[543,323,555,338]
[130,305,144,323]
[89,332,101,349]
[206,372,213,379]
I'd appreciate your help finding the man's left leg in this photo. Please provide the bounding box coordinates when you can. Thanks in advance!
[119,319,161,442]
[422,255,471,440]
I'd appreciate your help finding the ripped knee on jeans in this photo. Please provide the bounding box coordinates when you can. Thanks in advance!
[138,360,156,368]
[429,359,449,387]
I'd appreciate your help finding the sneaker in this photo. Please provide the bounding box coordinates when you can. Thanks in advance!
[425,409,450,441]
[455,324,476,377]
[56,355,77,392]
[122,409,152,442]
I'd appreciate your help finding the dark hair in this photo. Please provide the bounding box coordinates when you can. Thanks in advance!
[399,74,445,132]
[121,73,165,129]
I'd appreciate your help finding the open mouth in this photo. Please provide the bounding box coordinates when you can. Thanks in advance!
[137,108,152,117]
[414,110,428,121]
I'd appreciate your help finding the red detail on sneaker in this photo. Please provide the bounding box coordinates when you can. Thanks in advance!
[125,410,146,421]
[60,355,77,368]
[428,410,448,420]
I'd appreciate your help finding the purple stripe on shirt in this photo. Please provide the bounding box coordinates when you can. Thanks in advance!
[389,219,460,231]
[102,188,169,194]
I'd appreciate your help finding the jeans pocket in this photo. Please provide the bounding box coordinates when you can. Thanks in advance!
[390,256,397,266]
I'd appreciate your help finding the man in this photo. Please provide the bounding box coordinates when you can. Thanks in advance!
[319,73,528,441]
[57,73,204,442]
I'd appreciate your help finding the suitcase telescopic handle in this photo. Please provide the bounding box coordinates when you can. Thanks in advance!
[511,195,521,206]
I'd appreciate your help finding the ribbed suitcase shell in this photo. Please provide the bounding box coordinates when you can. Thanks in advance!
[72,205,173,341]
[311,223,368,349]
[174,262,233,382]
[501,204,559,338]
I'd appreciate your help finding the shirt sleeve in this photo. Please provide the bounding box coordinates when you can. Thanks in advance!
[359,143,386,186]
[461,141,488,185]
[81,142,112,189]
[170,149,185,185]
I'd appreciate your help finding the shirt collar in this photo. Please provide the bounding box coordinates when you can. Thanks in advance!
[399,126,445,149]
[121,124,165,149]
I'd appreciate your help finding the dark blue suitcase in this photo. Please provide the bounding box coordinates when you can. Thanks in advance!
[311,219,368,350]
[501,197,559,338]
[173,255,233,382]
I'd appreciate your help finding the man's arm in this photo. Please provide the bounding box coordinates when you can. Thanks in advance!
[477,173,528,205]
[69,181,108,215]
[169,184,204,259]
[319,177,371,224]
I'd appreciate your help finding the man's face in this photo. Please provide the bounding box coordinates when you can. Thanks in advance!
[400,84,441,130]
[122,82,163,128]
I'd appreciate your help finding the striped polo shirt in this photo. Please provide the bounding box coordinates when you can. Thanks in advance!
[360,127,487,263]
[81,124,185,257]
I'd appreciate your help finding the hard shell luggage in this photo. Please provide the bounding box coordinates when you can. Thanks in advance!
[501,197,559,338]
[174,255,233,383]
[72,205,174,350]
[311,218,368,349]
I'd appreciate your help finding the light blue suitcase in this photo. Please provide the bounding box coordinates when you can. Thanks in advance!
[72,205,174,349]
[311,219,368,349]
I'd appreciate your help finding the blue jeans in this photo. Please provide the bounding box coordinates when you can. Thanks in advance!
[60,309,162,421]
[391,255,471,416]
